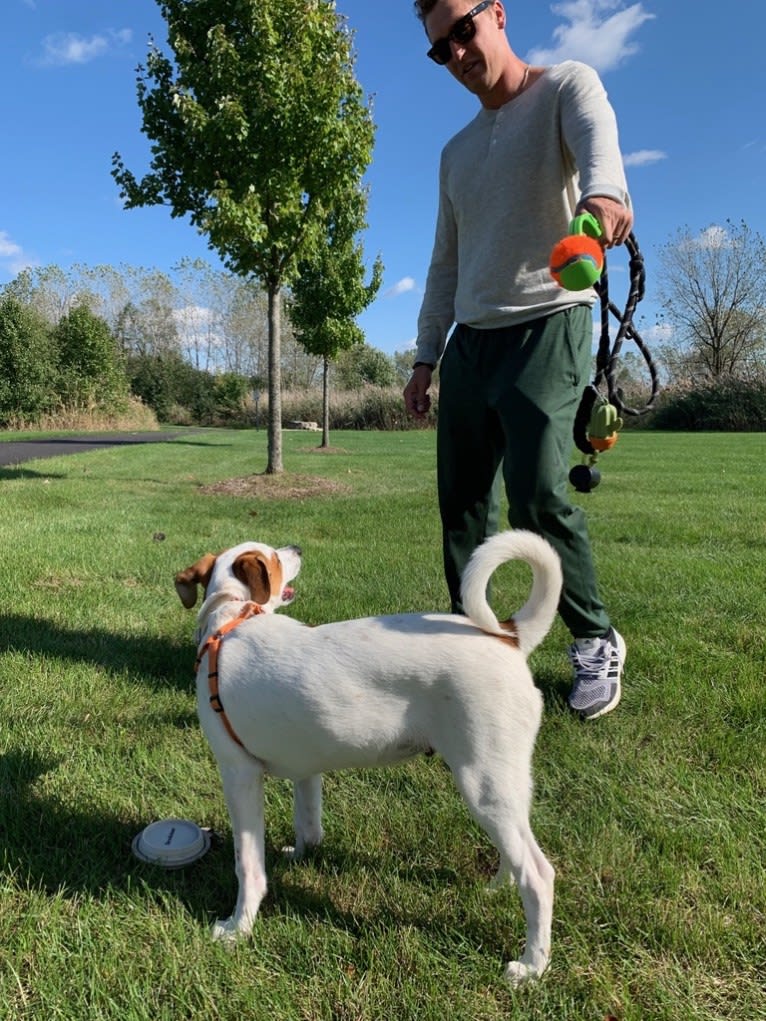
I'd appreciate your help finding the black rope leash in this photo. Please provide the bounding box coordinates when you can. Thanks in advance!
[573,231,660,460]
[593,232,660,418]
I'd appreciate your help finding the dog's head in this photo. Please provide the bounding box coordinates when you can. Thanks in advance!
[175,542,302,615]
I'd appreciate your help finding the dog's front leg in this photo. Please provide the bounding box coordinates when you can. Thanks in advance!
[285,775,324,860]
[212,760,267,942]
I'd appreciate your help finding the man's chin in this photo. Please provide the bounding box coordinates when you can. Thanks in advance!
[457,64,486,93]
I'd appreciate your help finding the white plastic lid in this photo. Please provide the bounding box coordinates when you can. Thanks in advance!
[132,818,211,868]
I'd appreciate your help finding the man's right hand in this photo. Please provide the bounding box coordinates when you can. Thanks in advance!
[404,364,433,418]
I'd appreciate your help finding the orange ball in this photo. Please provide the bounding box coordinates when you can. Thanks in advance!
[550,235,604,290]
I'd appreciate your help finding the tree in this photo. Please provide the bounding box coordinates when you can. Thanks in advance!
[393,347,422,385]
[289,191,383,447]
[3,265,94,326]
[334,343,396,389]
[656,221,766,383]
[54,304,130,409]
[0,296,56,424]
[112,0,376,472]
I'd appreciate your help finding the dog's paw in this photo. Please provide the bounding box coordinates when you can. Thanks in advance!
[211,918,247,944]
[487,869,516,893]
[282,838,322,862]
[504,957,548,987]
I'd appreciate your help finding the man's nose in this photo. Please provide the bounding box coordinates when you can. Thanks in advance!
[450,39,467,62]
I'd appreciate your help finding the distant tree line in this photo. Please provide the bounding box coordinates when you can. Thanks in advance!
[2,219,765,433]
[0,261,417,430]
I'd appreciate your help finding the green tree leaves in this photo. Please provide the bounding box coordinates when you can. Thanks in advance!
[112,0,377,470]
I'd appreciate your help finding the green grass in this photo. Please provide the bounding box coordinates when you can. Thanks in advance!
[0,428,764,1020]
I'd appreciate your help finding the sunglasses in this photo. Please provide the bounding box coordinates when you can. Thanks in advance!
[427,0,495,65]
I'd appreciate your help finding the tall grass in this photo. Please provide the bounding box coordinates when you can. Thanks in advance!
[3,395,160,433]
[0,428,763,1020]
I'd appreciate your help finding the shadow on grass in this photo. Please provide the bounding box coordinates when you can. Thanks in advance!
[0,746,527,963]
[537,670,574,713]
[0,747,233,921]
[0,614,190,692]
[0,466,68,481]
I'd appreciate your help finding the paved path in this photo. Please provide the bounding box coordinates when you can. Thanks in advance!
[0,432,196,467]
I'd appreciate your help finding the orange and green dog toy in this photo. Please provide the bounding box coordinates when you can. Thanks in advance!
[549,212,604,291]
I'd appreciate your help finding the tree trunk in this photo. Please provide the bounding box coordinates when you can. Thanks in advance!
[266,283,283,474]
[321,355,330,448]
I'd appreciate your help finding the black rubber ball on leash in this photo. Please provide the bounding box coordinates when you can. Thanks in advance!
[569,463,601,493]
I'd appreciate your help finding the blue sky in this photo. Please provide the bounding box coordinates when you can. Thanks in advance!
[2,0,765,356]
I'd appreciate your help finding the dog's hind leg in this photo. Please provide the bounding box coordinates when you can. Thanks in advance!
[496,825,554,986]
[212,758,268,942]
[450,766,554,986]
[285,774,324,860]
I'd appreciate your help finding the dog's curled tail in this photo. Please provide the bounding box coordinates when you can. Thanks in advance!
[460,530,563,657]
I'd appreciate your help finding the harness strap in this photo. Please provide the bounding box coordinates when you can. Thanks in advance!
[195,602,263,750]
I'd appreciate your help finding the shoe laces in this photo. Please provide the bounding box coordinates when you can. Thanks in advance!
[568,638,610,683]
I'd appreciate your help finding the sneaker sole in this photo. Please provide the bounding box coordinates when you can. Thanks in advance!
[580,681,621,720]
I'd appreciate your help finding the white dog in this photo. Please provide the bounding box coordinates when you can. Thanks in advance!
[175,529,561,985]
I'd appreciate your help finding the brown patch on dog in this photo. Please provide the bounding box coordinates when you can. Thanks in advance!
[175,553,218,608]
[198,473,349,501]
[497,617,520,648]
[232,550,282,606]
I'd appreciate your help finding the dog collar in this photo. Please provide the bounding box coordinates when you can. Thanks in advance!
[195,601,263,750]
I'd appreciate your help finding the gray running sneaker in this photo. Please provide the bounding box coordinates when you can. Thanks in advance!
[567,627,626,719]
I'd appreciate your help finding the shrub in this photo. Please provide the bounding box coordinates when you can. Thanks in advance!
[128,353,218,424]
[20,395,159,432]
[650,378,766,431]
[0,296,57,424]
[276,385,438,431]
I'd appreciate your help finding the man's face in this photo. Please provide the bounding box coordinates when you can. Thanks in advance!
[424,0,505,97]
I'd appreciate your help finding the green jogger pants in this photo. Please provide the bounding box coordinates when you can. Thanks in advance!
[436,307,611,640]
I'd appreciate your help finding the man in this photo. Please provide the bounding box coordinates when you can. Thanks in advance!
[404,0,633,719]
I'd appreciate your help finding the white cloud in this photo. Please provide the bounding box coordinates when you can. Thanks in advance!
[644,322,673,344]
[527,1,655,73]
[694,225,731,250]
[174,304,219,335]
[0,230,36,276]
[37,28,133,67]
[0,233,22,260]
[384,277,417,299]
[623,149,667,168]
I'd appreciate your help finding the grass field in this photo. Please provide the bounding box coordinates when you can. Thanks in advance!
[0,427,763,1020]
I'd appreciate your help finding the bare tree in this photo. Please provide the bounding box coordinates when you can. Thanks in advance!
[656,220,766,382]
[3,265,94,326]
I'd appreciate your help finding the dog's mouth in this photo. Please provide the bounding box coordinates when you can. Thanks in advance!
[282,585,296,603]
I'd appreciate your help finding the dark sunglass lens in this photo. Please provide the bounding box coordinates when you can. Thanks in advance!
[429,39,452,64]
[451,15,476,44]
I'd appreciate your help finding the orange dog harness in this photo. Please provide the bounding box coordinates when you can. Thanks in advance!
[195,601,263,749]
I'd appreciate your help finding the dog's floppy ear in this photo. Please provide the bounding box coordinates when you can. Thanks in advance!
[174,553,218,609]
[232,550,278,606]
